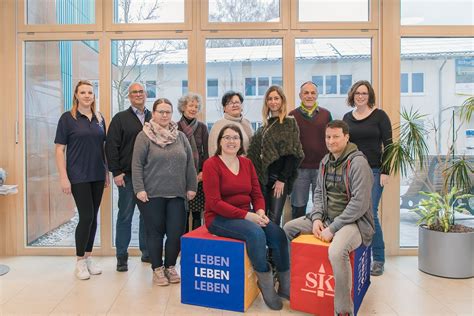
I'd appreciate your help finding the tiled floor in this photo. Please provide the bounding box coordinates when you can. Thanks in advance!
[0,256,472,315]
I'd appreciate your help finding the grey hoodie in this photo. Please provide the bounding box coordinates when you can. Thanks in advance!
[309,142,375,246]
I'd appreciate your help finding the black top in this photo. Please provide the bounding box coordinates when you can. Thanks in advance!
[268,155,299,184]
[54,111,107,184]
[343,108,392,174]
[105,107,151,177]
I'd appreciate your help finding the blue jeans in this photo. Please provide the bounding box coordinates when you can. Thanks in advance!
[371,169,385,263]
[208,215,290,273]
[115,175,148,257]
[291,168,319,209]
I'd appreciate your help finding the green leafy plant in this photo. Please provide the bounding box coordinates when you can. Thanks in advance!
[382,97,474,232]
[412,187,474,233]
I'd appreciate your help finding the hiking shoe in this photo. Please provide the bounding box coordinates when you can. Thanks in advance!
[75,259,90,280]
[166,266,181,284]
[86,257,102,275]
[153,266,169,286]
[371,261,384,276]
[116,254,128,272]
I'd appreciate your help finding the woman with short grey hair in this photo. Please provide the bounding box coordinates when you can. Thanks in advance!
[177,93,209,232]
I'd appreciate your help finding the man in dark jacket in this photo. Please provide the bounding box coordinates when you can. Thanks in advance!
[105,82,151,271]
[284,120,374,316]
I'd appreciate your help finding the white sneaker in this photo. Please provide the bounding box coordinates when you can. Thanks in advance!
[75,259,90,280]
[86,257,102,275]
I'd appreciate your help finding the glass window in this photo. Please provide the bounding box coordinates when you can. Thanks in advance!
[182,80,188,95]
[114,0,185,23]
[209,0,280,23]
[258,77,270,96]
[205,38,282,126]
[401,0,473,25]
[111,39,188,248]
[340,75,352,94]
[401,73,409,93]
[400,38,474,248]
[25,40,99,247]
[296,38,372,121]
[245,77,257,96]
[312,75,324,91]
[27,0,95,24]
[296,38,372,210]
[299,0,369,22]
[146,80,156,98]
[271,76,283,87]
[325,75,337,94]
[207,79,219,97]
[412,73,424,93]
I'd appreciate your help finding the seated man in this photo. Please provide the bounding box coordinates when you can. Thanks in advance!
[284,120,374,316]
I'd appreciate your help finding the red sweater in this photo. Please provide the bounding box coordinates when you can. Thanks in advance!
[203,156,265,227]
[289,106,332,169]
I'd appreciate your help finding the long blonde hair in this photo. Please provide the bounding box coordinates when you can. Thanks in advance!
[71,80,99,121]
[262,85,287,126]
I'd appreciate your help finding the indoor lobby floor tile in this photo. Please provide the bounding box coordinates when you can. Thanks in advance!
[0,256,472,315]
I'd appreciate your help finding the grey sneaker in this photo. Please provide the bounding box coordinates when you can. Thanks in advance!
[165,266,181,284]
[153,266,169,286]
[371,261,384,276]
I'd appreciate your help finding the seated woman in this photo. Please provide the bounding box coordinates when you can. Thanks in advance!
[202,124,290,311]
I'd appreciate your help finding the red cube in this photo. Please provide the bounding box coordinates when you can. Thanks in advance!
[290,235,371,316]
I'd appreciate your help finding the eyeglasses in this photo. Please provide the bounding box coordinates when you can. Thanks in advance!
[354,92,369,96]
[155,110,172,116]
[130,90,145,95]
[221,135,240,142]
[226,101,242,106]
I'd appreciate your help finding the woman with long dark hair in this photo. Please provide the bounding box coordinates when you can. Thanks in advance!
[343,80,392,276]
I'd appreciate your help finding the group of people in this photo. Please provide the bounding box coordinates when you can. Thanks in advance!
[55,78,392,315]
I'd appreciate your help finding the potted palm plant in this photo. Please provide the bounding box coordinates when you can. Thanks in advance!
[383,97,474,278]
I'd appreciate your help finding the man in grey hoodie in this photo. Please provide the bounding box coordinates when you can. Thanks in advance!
[284,120,374,316]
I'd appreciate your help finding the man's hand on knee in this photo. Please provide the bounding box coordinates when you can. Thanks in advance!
[312,220,324,239]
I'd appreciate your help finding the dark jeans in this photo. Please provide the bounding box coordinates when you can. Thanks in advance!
[208,215,290,273]
[136,197,186,270]
[71,181,104,257]
[371,169,385,263]
[261,175,288,226]
[116,175,148,257]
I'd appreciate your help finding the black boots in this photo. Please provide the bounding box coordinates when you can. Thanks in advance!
[255,265,283,310]
[116,254,128,272]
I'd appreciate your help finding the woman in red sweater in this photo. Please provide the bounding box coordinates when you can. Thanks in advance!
[202,124,290,311]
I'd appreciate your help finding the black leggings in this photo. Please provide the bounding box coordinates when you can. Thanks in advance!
[137,197,186,270]
[262,177,289,226]
[71,181,105,257]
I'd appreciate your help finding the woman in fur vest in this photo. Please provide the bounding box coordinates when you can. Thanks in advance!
[248,86,304,226]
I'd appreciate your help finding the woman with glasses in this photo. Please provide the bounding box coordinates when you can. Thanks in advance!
[132,98,197,286]
[208,91,253,156]
[54,80,108,280]
[203,124,290,310]
[343,80,392,277]
[177,93,209,231]
[247,85,304,226]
